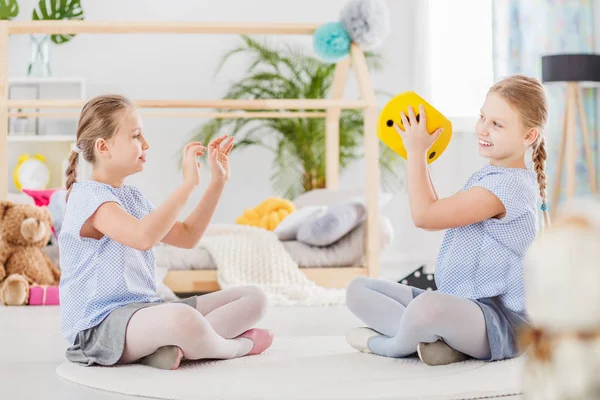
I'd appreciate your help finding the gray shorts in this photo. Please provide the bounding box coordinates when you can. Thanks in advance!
[65,296,197,366]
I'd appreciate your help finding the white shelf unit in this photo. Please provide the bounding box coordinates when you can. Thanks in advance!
[7,77,85,191]
[8,134,77,143]
[8,76,86,85]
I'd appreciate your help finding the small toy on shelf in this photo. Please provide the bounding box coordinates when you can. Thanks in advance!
[12,154,50,190]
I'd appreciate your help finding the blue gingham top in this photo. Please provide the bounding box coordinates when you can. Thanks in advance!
[435,164,538,314]
[58,181,161,345]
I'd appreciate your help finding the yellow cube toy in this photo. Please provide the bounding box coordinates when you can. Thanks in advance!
[377,91,453,164]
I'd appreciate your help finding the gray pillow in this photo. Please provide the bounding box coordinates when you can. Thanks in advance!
[297,202,366,247]
[274,205,325,241]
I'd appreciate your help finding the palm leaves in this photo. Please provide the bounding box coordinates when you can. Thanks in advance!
[0,0,18,20]
[186,35,405,199]
[33,0,84,44]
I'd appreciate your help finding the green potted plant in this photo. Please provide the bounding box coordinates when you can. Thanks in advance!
[185,36,404,199]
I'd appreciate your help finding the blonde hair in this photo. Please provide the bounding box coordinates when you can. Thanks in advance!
[488,74,551,229]
[66,94,133,200]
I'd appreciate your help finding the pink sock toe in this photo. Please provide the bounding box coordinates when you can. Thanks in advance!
[171,347,184,370]
[239,328,274,355]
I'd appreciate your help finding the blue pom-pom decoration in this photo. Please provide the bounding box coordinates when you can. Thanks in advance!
[313,21,351,63]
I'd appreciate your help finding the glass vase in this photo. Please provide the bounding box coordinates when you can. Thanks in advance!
[28,34,51,77]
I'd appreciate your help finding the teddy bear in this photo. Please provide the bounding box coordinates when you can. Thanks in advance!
[0,200,61,306]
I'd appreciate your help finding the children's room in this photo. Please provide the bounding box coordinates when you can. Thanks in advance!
[1,0,600,399]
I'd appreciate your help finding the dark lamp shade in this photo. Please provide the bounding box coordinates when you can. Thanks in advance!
[541,54,600,82]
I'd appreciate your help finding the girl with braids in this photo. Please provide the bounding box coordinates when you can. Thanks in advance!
[58,95,273,370]
[346,75,550,365]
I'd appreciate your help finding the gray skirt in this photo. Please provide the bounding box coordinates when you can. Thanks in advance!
[411,287,529,361]
[65,296,197,367]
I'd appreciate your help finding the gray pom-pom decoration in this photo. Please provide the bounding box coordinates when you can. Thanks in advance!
[340,0,390,49]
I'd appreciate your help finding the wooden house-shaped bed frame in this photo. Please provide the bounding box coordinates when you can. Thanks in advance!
[0,21,380,293]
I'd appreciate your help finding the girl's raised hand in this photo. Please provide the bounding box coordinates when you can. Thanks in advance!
[208,134,235,183]
[182,142,206,188]
[393,105,443,158]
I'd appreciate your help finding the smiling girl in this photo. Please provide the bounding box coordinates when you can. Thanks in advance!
[345,75,550,365]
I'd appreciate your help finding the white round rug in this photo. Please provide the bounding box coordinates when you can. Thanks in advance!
[56,336,524,400]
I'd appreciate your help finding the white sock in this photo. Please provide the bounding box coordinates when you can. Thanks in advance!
[346,327,381,354]
[233,338,254,357]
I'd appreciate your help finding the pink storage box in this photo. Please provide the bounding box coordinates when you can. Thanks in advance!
[28,285,59,305]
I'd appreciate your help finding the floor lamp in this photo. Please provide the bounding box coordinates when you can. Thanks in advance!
[541,54,600,219]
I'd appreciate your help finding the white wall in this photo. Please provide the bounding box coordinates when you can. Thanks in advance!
[7,0,481,273]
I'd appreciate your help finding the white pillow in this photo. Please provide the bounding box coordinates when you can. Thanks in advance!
[274,205,326,241]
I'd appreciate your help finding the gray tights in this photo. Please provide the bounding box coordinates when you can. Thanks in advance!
[346,277,491,359]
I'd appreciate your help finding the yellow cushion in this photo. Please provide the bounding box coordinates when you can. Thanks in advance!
[377,91,453,164]
[236,197,296,231]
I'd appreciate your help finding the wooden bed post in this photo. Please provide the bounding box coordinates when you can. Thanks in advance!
[325,57,350,189]
[0,21,8,200]
[350,44,380,278]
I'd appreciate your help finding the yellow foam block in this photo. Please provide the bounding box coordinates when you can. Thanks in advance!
[377,91,452,164]
[236,197,295,231]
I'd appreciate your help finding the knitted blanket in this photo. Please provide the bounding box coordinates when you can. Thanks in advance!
[201,224,346,306]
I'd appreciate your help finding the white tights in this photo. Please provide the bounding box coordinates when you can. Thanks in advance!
[119,286,268,363]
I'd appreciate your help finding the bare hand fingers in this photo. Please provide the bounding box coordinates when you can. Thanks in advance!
[419,105,427,126]
[400,111,410,129]
[189,144,206,156]
[186,143,204,154]
[187,145,206,162]
[184,141,203,153]
[221,135,234,149]
[393,123,406,139]
[407,106,417,126]
[224,141,234,155]
[209,134,229,149]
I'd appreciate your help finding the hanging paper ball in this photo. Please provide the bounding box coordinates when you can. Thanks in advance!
[312,21,352,63]
[341,0,390,49]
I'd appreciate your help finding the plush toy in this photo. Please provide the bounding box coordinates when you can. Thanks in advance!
[378,91,453,164]
[236,197,296,231]
[0,201,60,306]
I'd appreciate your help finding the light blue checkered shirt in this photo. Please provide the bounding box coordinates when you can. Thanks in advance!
[435,164,538,314]
[58,181,161,345]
